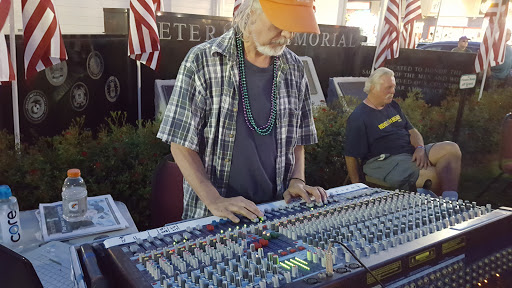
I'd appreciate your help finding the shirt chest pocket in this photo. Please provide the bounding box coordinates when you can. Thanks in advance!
[277,82,302,124]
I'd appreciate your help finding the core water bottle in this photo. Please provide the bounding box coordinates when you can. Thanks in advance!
[0,185,22,249]
[62,169,88,221]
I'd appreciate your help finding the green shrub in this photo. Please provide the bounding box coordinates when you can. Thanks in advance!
[305,98,359,188]
[0,112,169,231]
[1,87,510,229]
[305,88,512,189]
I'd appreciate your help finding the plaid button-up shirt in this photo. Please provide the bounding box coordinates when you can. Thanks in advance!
[157,29,317,219]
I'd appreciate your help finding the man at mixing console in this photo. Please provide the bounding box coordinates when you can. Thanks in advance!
[157,0,327,223]
[344,67,462,200]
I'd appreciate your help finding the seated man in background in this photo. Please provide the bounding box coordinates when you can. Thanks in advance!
[344,67,462,200]
[157,0,327,223]
[451,36,472,53]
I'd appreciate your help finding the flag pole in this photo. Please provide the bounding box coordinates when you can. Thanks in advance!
[337,0,348,26]
[478,0,504,101]
[371,0,389,72]
[432,0,443,41]
[9,0,20,151]
[137,61,141,122]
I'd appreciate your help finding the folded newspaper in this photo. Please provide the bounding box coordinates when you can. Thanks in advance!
[39,194,129,242]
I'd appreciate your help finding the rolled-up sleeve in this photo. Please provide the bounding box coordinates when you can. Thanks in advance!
[157,50,207,152]
[296,72,318,146]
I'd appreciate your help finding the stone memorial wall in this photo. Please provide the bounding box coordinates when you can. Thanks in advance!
[0,10,476,140]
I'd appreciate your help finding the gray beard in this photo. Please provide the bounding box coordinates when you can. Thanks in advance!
[252,35,287,56]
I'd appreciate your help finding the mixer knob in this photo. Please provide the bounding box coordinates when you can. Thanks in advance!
[207,268,214,280]
[364,246,371,257]
[261,269,267,279]
[313,252,319,263]
[261,259,268,271]
[228,271,236,283]
[291,265,298,278]
[306,250,313,261]
[355,248,362,259]
[255,255,262,265]
[234,276,241,287]
[382,239,389,250]
[284,271,291,283]
[199,279,209,288]
[250,262,257,274]
[272,275,280,287]
[173,234,183,242]
[313,239,319,247]
[272,264,279,274]
[373,243,380,254]
[391,237,398,247]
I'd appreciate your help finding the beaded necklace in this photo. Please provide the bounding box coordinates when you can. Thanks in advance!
[236,35,279,135]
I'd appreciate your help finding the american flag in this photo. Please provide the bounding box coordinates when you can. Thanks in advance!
[0,0,15,82]
[373,0,401,69]
[475,0,509,73]
[401,0,421,49]
[153,0,163,11]
[21,0,67,79]
[128,0,163,70]
[233,0,244,16]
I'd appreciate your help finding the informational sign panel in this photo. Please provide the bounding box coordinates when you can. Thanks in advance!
[459,74,477,89]
[355,46,477,105]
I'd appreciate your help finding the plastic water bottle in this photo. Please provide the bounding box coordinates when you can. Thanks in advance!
[62,169,88,221]
[0,185,22,249]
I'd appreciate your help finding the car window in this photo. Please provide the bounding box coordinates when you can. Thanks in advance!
[423,45,444,51]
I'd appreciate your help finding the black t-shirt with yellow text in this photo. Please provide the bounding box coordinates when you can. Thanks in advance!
[345,100,415,161]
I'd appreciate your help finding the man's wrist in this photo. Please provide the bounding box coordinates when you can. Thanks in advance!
[289,177,306,185]
[200,189,223,207]
[415,145,425,150]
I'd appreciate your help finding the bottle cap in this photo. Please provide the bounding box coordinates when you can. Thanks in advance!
[0,185,12,199]
[67,169,81,177]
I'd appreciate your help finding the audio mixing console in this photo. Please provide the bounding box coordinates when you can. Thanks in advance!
[73,184,512,287]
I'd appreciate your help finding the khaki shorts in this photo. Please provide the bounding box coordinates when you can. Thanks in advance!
[363,144,434,189]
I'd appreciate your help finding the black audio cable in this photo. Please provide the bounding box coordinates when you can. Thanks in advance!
[328,240,386,288]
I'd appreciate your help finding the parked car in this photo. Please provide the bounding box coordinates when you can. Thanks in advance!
[417,41,480,53]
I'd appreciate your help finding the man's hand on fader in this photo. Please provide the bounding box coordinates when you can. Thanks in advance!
[206,195,264,224]
[283,178,328,204]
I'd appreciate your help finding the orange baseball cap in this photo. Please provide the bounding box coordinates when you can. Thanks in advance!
[260,0,320,34]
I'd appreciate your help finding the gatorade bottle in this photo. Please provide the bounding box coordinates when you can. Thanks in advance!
[0,185,22,249]
[62,169,88,221]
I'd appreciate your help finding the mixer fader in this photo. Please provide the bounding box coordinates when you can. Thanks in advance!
[81,184,512,287]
